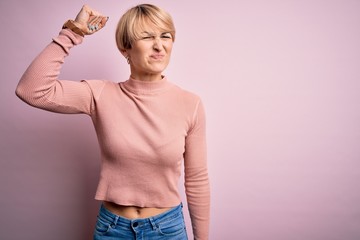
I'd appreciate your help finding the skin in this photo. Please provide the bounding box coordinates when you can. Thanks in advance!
[74,5,173,218]
[73,5,108,35]
[121,31,173,81]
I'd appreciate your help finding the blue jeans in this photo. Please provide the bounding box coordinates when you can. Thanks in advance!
[93,203,188,240]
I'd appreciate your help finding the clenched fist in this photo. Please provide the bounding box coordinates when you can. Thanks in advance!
[72,5,108,35]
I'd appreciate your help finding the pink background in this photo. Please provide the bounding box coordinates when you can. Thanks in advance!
[1,0,360,239]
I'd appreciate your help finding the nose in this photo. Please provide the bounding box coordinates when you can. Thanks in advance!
[153,37,163,51]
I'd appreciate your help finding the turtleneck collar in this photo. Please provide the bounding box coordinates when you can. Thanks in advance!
[121,76,172,95]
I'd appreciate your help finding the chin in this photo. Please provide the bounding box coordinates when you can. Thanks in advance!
[150,65,168,73]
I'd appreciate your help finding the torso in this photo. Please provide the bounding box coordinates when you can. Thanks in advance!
[91,79,195,207]
[103,201,172,219]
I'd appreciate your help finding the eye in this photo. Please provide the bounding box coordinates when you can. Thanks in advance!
[161,33,172,39]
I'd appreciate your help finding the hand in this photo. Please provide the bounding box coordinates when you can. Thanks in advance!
[73,5,108,35]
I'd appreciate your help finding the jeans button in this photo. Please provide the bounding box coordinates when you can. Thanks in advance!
[133,222,138,227]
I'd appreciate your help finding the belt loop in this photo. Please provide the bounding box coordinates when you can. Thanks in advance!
[112,215,119,227]
[149,217,157,230]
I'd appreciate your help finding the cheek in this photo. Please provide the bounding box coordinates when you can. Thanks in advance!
[166,42,174,52]
[129,44,150,58]
[132,51,148,64]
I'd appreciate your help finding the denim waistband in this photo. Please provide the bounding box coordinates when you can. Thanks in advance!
[98,203,183,229]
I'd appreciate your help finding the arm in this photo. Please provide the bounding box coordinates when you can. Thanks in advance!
[15,5,108,114]
[184,99,211,240]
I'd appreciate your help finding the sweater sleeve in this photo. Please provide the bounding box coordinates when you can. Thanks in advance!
[15,29,103,115]
[184,99,210,240]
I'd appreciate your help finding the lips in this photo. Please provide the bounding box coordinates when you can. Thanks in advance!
[150,54,165,60]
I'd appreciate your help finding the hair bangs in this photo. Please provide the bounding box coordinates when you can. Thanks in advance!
[116,4,176,51]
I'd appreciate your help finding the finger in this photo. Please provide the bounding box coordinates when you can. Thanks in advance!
[100,16,109,26]
[88,16,108,33]
[88,15,101,25]
[81,5,103,25]
[87,16,101,33]
[86,24,96,34]
[76,5,108,35]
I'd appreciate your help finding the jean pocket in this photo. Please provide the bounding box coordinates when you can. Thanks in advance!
[158,215,186,236]
[94,215,112,236]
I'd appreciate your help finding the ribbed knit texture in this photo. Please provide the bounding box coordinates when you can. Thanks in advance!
[16,29,210,239]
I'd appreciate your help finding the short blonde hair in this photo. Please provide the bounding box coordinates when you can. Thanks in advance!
[115,4,176,50]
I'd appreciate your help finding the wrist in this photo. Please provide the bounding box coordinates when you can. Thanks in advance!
[62,20,85,37]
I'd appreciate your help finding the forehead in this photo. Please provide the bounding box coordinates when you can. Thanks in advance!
[133,17,170,34]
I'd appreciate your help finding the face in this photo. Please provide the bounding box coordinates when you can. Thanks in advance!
[124,29,173,81]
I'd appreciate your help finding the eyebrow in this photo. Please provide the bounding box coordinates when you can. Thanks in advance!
[141,31,171,35]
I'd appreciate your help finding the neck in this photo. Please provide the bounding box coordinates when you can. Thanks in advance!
[130,70,163,82]
[124,76,170,95]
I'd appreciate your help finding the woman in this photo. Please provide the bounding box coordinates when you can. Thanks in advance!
[16,4,210,240]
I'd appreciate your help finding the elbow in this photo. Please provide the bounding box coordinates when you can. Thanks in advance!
[15,83,26,101]
[15,81,37,105]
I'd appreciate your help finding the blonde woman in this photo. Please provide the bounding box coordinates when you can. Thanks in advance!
[16,4,210,240]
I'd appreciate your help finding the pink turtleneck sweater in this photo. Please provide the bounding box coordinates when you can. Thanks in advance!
[15,29,210,239]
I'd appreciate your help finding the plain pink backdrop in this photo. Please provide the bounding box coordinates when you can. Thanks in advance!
[1,0,360,239]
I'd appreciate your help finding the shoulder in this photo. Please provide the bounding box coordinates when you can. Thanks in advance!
[81,79,120,88]
[170,82,202,105]
[80,79,116,100]
[168,82,206,120]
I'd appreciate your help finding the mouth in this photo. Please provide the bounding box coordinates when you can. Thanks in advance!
[150,54,165,60]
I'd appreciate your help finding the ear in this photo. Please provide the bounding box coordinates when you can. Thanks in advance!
[120,48,128,58]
